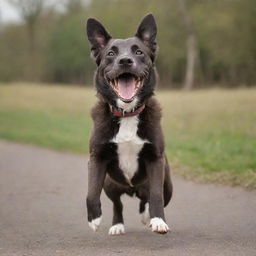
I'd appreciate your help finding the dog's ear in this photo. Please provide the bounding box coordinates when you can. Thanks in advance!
[86,18,111,63]
[135,14,157,53]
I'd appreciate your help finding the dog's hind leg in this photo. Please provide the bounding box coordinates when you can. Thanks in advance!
[108,196,125,235]
[104,176,125,235]
[140,200,150,225]
[136,184,150,225]
[164,156,173,207]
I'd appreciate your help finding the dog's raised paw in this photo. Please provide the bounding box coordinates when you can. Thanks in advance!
[108,223,125,235]
[88,216,102,231]
[149,217,169,234]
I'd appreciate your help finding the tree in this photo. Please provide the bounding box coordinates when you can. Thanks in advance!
[178,0,199,90]
[65,0,83,13]
[47,12,93,84]
[9,0,43,54]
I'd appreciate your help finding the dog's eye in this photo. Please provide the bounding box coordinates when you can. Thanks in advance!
[107,51,115,56]
[135,49,143,55]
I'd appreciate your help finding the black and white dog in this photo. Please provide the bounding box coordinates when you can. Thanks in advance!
[86,14,173,235]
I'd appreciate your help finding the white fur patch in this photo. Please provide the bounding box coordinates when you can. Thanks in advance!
[116,98,138,112]
[108,223,125,235]
[112,115,147,183]
[149,217,169,233]
[88,216,102,232]
[141,203,150,225]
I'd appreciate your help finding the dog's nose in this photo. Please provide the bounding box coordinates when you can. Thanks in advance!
[119,57,134,66]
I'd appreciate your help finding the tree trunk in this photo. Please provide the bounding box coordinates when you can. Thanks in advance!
[28,22,35,54]
[178,0,199,90]
[184,33,197,90]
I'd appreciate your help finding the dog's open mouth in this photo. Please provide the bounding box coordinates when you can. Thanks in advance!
[109,73,143,102]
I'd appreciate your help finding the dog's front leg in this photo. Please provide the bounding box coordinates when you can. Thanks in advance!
[146,157,170,234]
[86,156,106,232]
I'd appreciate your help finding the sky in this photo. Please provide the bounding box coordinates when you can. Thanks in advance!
[0,0,21,23]
[0,0,91,23]
[0,0,66,23]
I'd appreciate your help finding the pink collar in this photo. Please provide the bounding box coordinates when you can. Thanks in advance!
[109,104,145,117]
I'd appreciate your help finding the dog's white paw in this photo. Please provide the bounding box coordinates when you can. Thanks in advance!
[108,223,125,235]
[88,216,102,232]
[141,203,150,225]
[149,217,169,234]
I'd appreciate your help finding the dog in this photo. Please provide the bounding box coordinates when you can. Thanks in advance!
[85,14,173,235]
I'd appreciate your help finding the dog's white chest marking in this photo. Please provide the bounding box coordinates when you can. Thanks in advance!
[112,116,147,183]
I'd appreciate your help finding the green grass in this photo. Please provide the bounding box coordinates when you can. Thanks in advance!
[0,110,90,152]
[0,83,255,189]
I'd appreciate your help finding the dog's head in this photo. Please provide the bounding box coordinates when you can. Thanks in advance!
[86,14,158,109]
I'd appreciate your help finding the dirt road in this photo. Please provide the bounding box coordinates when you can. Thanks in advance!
[0,140,255,256]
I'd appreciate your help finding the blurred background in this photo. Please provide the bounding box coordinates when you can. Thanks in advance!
[1,0,256,87]
[0,0,255,189]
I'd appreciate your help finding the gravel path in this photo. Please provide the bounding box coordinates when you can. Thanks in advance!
[0,140,255,256]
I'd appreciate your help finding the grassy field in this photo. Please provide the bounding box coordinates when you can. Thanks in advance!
[0,83,255,189]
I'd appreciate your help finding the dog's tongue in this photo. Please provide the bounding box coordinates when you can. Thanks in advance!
[117,76,136,100]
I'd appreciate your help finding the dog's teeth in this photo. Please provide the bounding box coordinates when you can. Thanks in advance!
[135,80,140,89]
